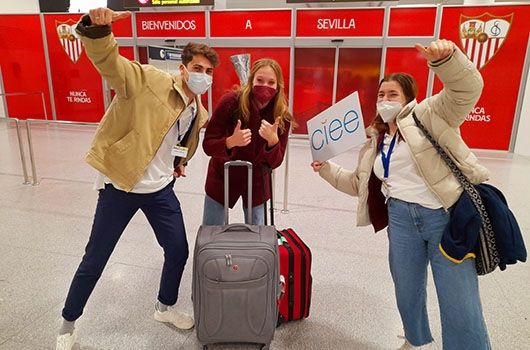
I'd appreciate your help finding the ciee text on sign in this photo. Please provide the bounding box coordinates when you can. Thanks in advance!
[310,110,361,151]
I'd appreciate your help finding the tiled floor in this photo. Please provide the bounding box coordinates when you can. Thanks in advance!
[1,122,529,350]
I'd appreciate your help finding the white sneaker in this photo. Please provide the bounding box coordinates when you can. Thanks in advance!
[56,330,76,350]
[398,336,435,349]
[154,307,194,330]
[399,340,419,350]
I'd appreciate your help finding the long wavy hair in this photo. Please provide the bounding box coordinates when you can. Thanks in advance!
[371,72,417,135]
[237,58,295,134]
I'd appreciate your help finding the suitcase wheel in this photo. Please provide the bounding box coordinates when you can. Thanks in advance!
[260,344,270,350]
[202,346,208,350]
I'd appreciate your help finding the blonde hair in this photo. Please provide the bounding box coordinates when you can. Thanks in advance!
[237,58,295,133]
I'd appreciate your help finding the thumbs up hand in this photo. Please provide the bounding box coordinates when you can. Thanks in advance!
[415,39,454,63]
[89,8,131,26]
[226,119,252,149]
[259,117,280,148]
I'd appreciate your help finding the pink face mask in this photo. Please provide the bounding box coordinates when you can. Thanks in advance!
[252,85,277,107]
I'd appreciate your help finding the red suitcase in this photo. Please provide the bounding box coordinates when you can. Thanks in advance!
[277,228,312,323]
[262,166,312,324]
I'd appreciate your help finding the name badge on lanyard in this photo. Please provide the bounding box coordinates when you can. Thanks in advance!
[171,119,190,157]
[380,133,398,180]
[171,145,188,157]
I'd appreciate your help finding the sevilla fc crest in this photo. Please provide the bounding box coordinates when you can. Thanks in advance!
[460,13,513,70]
[56,20,83,63]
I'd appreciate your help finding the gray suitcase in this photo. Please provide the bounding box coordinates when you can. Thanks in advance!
[193,160,280,350]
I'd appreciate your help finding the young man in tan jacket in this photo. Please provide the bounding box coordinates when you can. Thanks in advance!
[56,8,219,350]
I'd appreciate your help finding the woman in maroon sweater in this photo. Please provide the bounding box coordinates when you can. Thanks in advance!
[202,58,294,225]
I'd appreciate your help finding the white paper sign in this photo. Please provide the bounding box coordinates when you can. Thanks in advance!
[307,91,367,162]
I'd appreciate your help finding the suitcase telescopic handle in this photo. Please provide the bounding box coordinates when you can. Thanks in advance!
[224,160,253,225]
[262,164,274,226]
[219,224,259,234]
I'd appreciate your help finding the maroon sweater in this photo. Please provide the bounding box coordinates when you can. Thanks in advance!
[203,92,290,208]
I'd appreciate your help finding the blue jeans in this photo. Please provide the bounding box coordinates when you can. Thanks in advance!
[62,180,189,321]
[202,195,265,225]
[387,198,490,350]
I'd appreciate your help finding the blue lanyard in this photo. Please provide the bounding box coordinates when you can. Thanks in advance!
[379,133,398,179]
[176,107,196,143]
[176,120,185,143]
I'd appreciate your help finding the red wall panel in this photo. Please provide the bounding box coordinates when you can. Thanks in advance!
[435,5,530,150]
[293,48,382,134]
[296,9,384,37]
[135,12,206,37]
[388,7,437,37]
[336,48,383,129]
[0,15,51,120]
[385,47,429,102]
[210,10,291,37]
[44,14,105,122]
[293,48,335,134]
[113,15,133,37]
[2,5,528,149]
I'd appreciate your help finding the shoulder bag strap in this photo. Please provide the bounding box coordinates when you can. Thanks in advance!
[412,112,499,274]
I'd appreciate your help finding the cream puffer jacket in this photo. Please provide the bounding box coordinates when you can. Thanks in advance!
[318,47,489,227]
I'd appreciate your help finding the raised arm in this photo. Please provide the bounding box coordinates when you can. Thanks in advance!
[415,39,484,127]
[76,8,146,99]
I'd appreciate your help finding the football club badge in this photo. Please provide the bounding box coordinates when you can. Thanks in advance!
[56,19,83,63]
[459,13,513,70]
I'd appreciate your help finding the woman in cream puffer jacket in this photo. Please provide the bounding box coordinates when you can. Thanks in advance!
[311,40,491,350]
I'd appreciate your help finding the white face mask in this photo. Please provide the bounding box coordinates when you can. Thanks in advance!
[183,66,212,95]
[376,101,403,123]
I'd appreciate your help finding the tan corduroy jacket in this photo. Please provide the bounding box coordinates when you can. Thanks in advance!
[318,47,489,229]
[78,25,208,192]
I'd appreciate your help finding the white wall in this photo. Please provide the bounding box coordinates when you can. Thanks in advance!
[0,0,39,13]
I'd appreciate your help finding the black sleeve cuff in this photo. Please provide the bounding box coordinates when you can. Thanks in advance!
[430,49,455,67]
[75,14,112,39]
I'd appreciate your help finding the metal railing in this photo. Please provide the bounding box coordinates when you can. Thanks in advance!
[0,92,48,120]
[0,91,48,184]
[20,118,302,216]
[25,119,99,185]
[0,87,302,213]
[0,117,30,184]
[280,133,309,213]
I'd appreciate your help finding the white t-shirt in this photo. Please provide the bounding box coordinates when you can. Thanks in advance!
[373,133,443,209]
[94,98,197,194]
